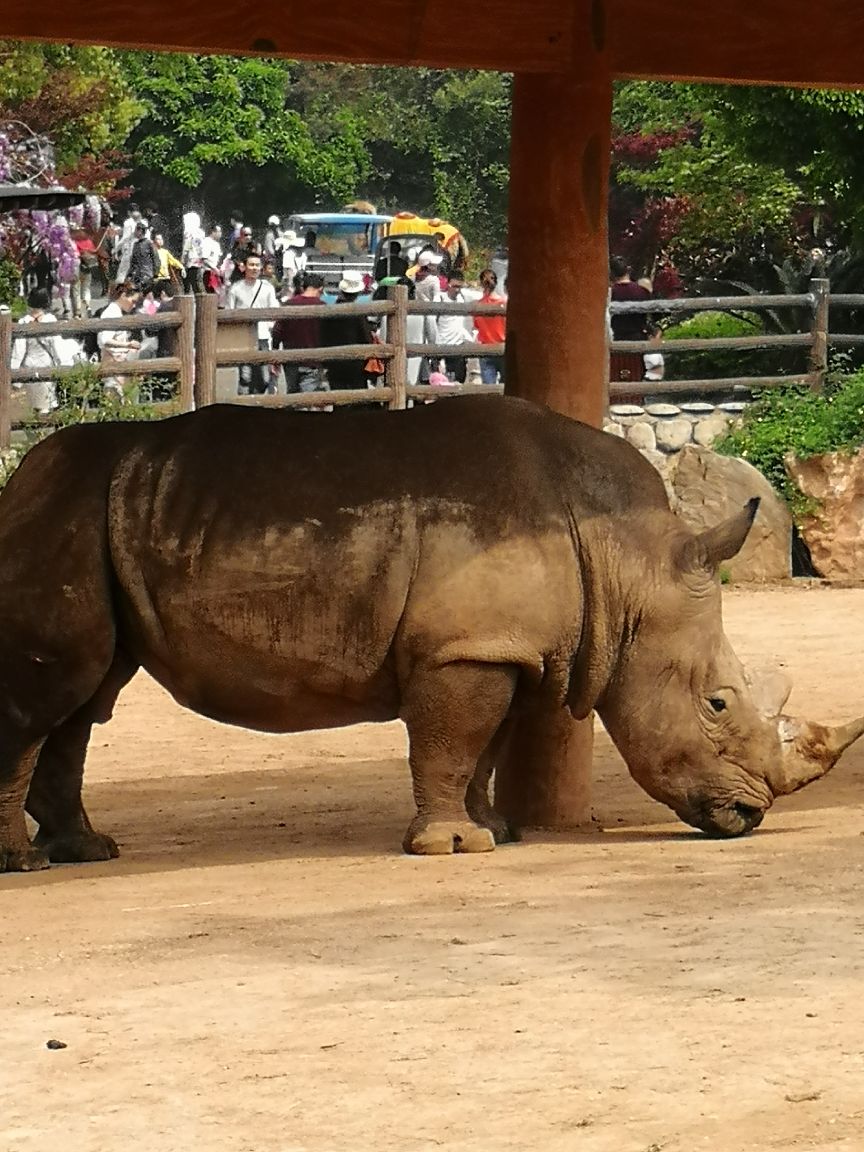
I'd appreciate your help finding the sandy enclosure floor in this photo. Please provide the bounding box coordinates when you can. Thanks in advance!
[3,586,864,1152]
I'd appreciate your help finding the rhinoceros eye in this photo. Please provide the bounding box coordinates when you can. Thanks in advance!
[708,697,727,713]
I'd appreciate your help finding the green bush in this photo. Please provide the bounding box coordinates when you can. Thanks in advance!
[0,258,20,309]
[715,371,864,517]
[662,309,800,382]
[0,363,177,489]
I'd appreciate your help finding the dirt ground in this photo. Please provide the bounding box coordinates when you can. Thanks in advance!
[4,586,864,1152]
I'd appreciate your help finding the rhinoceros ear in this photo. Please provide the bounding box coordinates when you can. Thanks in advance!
[678,497,760,574]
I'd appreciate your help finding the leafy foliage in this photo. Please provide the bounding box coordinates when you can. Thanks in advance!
[661,310,783,381]
[121,53,371,205]
[0,362,175,490]
[716,373,864,515]
[0,41,141,179]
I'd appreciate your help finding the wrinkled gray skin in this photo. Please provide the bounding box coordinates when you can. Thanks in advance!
[0,396,858,870]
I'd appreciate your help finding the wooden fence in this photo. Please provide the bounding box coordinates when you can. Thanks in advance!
[608,277,843,399]
[2,276,864,448]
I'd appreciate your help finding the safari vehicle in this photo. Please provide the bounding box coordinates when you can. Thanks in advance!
[384,212,469,272]
[284,212,393,287]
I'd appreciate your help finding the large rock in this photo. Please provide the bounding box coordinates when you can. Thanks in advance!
[626,421,656,452]
[693,412,730,448]
[786,450,864,580]
[655,418,693,454]
[672,445,792,582]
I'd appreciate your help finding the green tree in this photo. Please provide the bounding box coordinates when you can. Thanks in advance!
[0,41,141,169]
[120,53,371,216]
[283,64,511,246]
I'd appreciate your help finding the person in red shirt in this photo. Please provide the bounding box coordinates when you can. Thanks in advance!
[271,271,326,394]
[473,268,507,385]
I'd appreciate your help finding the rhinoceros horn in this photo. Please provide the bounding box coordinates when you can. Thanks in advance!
[770,714,864,797]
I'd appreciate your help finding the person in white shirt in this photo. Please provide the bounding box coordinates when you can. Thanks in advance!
[200,224,224,294]
[182,211,205,294]
[10,288,67,414]
[264,215,282,261]
[436,272,476,383]
[227,252,279,395]
[98,284,142,399]
[280,230,307,290]
[114,208,141,284]
[643,323,665,384]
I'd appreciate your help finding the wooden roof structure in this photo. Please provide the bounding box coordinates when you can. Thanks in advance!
[4,1,861,828]
[3,0,864,86]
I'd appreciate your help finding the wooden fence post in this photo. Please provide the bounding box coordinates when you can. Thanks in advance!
[193,292,219,408]
[176,294,196,412]
[386,284,408,410]
[0,312,12,450]
[809,277,830,393]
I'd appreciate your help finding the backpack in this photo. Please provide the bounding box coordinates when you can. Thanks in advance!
[82,305,107,359]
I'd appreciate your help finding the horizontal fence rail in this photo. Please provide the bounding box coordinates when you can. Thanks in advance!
[0,276,860,447]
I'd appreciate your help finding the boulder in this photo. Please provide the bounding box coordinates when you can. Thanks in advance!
[786,450,864,580]
[693,412,730,448]
[640,448,678,506]
[672,445,791,582]
[655,418,693,453]
[603,420,625,438]
[626,421,657,452]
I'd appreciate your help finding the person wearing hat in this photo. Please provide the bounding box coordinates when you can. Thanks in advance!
[264,215,282,263]
[280,229,307,286]
[411,251,444,381]
[322,271,374,392]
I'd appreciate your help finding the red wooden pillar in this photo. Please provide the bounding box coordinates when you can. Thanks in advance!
[496,2,612,830]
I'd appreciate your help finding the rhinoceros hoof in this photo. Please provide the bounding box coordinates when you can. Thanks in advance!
[404,820,496,855]
[0,843,51,872]
[33,830,120,864]
[481,812,522,845]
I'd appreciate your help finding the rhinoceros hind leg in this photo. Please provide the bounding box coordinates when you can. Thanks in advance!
[26,654,137,865]
[33,828,120,864]
[401,661,518,856]
[403,818,495,855]
[466,719,521,844]
[0,739,49,873]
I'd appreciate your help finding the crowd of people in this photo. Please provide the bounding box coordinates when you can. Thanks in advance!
[6,203,510,410]
[8,208,669,416]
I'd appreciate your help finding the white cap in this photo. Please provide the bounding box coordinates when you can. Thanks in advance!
[268,214,280,226]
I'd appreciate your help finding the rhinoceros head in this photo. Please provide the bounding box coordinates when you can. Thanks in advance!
[591,499,864,836]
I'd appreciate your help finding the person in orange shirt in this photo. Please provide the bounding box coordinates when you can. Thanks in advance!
[473,268,507,385]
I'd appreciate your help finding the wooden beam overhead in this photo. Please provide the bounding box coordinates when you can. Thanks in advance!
[608,0,864,88]
[0,0,573,73]
[4,0,864,88]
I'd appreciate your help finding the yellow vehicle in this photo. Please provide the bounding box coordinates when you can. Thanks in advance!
[386,212,469,270]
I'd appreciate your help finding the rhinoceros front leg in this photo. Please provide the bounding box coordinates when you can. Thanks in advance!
[0,738,50,872]
[401,661,518,855]
[27,655,136,864]
[27,713,119,864]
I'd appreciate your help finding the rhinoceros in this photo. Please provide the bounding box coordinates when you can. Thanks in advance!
[0,395,859,871]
